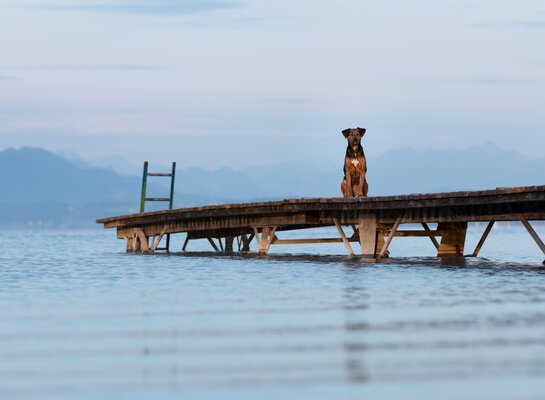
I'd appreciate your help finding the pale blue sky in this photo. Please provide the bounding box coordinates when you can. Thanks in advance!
[0,0,544,168]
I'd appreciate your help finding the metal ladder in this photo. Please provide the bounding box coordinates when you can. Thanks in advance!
[140,161,176,252]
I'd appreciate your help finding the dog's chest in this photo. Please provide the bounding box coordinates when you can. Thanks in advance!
[347,157,364,170]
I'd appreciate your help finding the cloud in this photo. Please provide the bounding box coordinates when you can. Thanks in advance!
[467,20,545,30]
[456,78,539,86]
[0,76,18,81]
[76,64,161,71]
[0,64,160,72]
[263,98,309,105]
[466,22,498,29]
[50,0,243,16]
[513,20,545,29]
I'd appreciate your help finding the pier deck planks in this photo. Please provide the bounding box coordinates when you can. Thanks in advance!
[97,185,545,258]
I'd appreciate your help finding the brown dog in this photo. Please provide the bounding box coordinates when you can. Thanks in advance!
[341,127,368,197]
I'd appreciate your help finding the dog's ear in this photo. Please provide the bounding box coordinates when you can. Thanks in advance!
[357,127,367,137]
[342,129,351,138]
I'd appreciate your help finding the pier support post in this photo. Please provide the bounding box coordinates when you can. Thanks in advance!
[239,234,252,252]
[437,222,467,257]
[225,236,234,253]
[125,235,134,253]
[128,229,150,254]
[358,214,377,257]
[254,227,277,255]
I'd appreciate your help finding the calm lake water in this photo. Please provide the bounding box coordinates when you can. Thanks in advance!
[1,225,545,400]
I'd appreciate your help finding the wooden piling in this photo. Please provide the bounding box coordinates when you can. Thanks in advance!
[358,214,377,257]
[437,222,468,257]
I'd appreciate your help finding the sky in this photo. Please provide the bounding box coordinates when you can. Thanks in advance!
[0,0,544,169]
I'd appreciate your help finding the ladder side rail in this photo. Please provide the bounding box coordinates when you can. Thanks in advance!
[140,161,149,213]
[166,162,176,252]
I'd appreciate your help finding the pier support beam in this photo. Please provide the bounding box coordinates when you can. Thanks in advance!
[182,234,191,251]
[517,213,545,262]
[422,223,440,250]
[207,238,221,253]
[379,215,403,258]
[437,222,467,257]
[149,226,167,253]
[376,231,387,258]
[470,221,495,257]
[334,218,355,256]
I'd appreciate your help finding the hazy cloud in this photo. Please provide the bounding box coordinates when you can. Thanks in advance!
[0,64,160,72]
[466,22,498,29]
[0,76,19,81]
[455,78,540,86]
[50,0,243,16]
[468,20,545,29]
[77,64,161,71]
[263,98,309,105]
[513,20,545,29]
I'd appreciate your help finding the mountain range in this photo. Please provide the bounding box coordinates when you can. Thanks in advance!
[0,144,543,228]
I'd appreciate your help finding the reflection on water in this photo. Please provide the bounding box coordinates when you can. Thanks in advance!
[0,227,545,399]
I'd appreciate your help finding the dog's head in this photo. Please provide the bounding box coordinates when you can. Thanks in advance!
[342,127,366,148]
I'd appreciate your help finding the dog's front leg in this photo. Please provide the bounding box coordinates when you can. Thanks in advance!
[345,174,354,197]
[357,172,365,197]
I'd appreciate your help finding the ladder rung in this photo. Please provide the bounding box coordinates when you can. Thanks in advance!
[155,247,168,251]
[145,198,171,202]
[148,173,173,177]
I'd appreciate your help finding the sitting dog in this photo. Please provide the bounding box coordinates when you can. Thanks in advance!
[341,127,368,197]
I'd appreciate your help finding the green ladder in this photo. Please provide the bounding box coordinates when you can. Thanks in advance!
[140,161,176,252]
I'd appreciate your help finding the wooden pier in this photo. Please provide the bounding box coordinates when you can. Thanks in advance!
[97,185,545,260]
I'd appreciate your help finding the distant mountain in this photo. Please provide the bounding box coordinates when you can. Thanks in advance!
[1,147,138,204]
[77,154,143,177]
[0,147,231,228]
[367,142,545,195]
[1,144,543,228]
[151,142,545,198]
